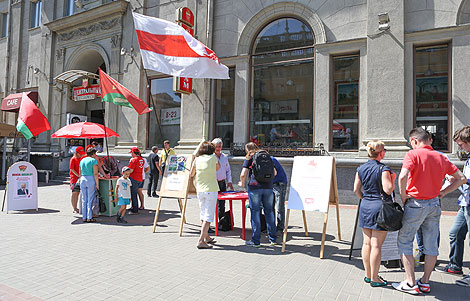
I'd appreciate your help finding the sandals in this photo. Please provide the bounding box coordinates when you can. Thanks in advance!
[88,218,96,223]
[370,276,388,287]
[205,237,216,244]
[197,242,213,249]
[365,276,388,287]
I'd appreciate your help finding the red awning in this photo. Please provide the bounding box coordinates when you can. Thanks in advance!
[1,91,38,112]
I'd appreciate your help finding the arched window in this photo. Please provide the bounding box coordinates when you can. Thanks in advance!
[250,18,314,148]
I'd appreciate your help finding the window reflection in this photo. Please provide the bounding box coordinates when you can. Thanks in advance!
[251,18,314,148]
[331,55,360,151]
[148,78,181,147]
[415,45,449,151]
[215,68,235,147]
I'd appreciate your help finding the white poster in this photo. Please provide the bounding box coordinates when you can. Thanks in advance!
[287,156,334,213]
[161,107,180,125]
[165,173,185,191]
[7,161,38,212]
[67,113,87,125]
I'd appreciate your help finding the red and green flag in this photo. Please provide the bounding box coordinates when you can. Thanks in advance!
[16,93,51,140]
[99,69,152,115]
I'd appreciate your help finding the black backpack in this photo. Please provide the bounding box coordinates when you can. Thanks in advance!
[252,151,274,183]
[218,211,232,231]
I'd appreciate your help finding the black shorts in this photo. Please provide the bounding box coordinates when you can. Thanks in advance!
[71,182,80,192]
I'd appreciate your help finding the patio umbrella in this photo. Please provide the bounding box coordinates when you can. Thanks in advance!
[51,122,119,139]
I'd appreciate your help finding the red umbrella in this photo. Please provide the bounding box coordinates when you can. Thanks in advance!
[51,122,119,138]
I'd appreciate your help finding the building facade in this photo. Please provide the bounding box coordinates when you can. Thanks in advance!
[1,0,470,206]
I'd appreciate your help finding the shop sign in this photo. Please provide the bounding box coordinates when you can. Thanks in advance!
[270,99,298,114]
[72,84,101,101]
[176,7,194,27]
[161,107,180,125]
[173,76,192,94]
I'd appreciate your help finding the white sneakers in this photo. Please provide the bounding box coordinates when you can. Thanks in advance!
[456,275,470,287]
[392,281,420,295]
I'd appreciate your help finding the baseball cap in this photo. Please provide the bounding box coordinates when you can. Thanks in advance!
[122,166,131,173]
[129,146,140,153]
[75,146,85,155]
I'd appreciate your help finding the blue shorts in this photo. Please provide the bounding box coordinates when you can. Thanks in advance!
[139,181,144,189]
[398,197,441,256]
[118,197,130,206]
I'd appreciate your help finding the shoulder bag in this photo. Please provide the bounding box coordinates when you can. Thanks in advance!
[376,165,404,231]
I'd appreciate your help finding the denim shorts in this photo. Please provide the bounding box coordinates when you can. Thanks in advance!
[398,197,441,256]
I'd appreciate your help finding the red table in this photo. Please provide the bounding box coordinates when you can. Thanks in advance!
[215,192,249,240]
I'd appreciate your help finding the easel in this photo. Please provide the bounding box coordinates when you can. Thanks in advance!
[349,199,363,260]
[152,154,195,236]
[281,156,341,259]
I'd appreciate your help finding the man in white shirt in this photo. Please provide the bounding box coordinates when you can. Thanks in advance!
[212,138,233,225]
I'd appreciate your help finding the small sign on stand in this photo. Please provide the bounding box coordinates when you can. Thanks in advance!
[281,156,341,258]
[152,154,195,236]
[5,161,38,212]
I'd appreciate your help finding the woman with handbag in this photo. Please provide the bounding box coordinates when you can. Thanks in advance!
[353,140,396,287]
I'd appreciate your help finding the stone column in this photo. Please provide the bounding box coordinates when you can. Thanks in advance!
[363,0,408,157]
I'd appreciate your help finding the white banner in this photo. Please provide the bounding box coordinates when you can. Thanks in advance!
[287,156,334,213]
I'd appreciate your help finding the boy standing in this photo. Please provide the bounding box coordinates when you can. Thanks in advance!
[115,166,132,224]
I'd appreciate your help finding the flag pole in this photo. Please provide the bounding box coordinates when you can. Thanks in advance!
[101,102,110,163]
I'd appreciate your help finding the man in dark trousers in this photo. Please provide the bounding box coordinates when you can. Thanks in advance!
[147,146,162,197]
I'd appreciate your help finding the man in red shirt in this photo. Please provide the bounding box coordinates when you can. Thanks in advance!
[128,147,145,213]
[70,147,85,213]
[393,128,466,295]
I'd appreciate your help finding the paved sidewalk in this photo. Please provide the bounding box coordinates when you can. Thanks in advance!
[1,184,470,300]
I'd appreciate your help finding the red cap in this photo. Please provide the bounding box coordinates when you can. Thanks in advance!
[129,146,140,153]
[85,144,94,151]
[75,146,85,155]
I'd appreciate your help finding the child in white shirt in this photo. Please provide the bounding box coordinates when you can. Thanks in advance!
[115,166,132,223]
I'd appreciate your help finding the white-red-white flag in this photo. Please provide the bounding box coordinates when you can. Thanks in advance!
[132,12,229,79]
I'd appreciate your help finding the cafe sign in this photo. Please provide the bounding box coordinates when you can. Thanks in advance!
[72,84,101,101]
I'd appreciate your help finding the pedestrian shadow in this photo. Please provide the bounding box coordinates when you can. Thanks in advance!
[70,209,180,226]
[3,208,60,214]
[380,280,470,300]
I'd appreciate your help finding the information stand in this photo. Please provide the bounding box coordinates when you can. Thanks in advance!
[349,199,363,260]
[152,154,195,236]
[281,156,341,259]
[349,201,400,262]
[5,161,38,213]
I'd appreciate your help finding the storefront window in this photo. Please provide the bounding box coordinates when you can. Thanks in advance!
[331,55,360,151]
[414,44,450,151]
[251,18,314,147]
[148,78,181,148]
[215,68,235,148]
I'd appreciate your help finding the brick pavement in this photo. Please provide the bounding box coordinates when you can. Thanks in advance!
[0,184,469,300]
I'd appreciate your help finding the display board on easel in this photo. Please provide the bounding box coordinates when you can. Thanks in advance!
[281,156,341,259]
[152,154,195,236]
[5,161,38,213]
[349,201,400,262]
